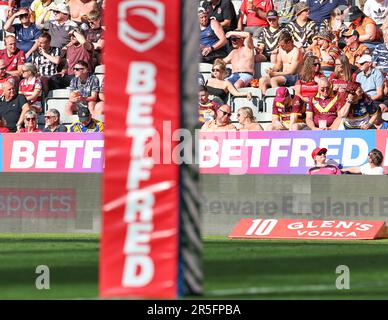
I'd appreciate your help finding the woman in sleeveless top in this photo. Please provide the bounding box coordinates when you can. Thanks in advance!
[295,55,324,102]
[205,59,252,104]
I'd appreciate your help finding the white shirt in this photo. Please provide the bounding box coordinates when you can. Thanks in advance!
[360,163,384,175]
[363,0,388,25]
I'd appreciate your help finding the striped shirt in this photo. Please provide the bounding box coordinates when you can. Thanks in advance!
[286,19,318,48]
[31,47,61,77]
[257,25,287,55]
[372,43,388,74]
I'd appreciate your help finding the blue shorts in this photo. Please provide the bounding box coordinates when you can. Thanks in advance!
[283,74,299,86]
[225,72,254,86]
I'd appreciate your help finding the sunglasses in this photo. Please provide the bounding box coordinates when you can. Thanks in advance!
[26,118,36,121]
[230,37,239,42]
[313,63,321,66]
[19,13,29,18]
[317,152,327,156]
[359,61,369,65]
[212,68,221,72]
[44,115,54,119]
[219,110,232,117]
[0,67,6,71]
[53,10,61,14]
[73,67,85,71]
[320,87,330,91]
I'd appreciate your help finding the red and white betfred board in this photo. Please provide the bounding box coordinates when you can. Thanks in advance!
[100,0,181,298]
[229,219,388,240]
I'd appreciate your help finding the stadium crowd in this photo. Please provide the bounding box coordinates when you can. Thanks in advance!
[198,0,388,133]
[0,0,104,132]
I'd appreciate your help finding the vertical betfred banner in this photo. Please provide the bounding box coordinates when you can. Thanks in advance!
[100,0,181,298]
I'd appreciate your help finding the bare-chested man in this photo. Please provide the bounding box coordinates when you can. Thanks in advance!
[259,31,303,95]
[68,0,98,24]
[223,30,255,89]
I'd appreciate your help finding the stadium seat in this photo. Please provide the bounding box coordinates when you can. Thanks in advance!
[199,63,212,73]
[96,74,104,85]
[201,71,212,83]
[94,64,105,74]
[230,96,261,122]
[45,97,68,114]
[47,88,70,98]
[231,1,241,15]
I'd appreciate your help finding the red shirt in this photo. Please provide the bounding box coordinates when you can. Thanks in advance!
[295,74,324,100]
[0,49,26,72]
[329,73,357,94]
[272,95,305,124]
[240,0,273,27]
[306,94,342,127]
[0,127,10,133]
[19,77,43,107]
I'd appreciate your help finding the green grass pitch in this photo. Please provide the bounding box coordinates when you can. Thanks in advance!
[0,234,387,299]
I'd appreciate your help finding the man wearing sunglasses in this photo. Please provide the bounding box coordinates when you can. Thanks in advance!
[3,7,41,61]
[200,104,237,131]
[65,59,99,116]
[36,3,77,50]
[342,29,371,67]
[223,30,254,89]
[308,147,341,175]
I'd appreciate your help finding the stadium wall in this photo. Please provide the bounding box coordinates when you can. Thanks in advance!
[0,173,101,233]
[201,174,388,236]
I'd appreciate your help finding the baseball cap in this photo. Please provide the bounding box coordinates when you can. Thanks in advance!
[267,10,278,19]
[78,106,91,122]
[198,7,207,15]
[53,3,70,15]
[348,6,364,22]
[274,87,290,103]
[311,147,327,160]
[357,54,372,64]
[342,29,359,38]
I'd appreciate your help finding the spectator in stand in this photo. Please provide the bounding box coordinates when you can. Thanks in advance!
[0,81,29,132]
[342,29,371,66]
[274,0,299,25]
[17,109,42,132]
[286,2,318,49]
[201,0,238,33]
[237,106,263,131]
[0,116,10,133]
[69,106,104,132]
[372,28,388,74]
[64,28,93,75]
[68,0,98,25]
[341,148,384,174]
[306,77,344,130]
[43,108,68,132]
[258,31,303,95]
[0,35,26,78]
[30,0,55,24]
[375,100,388,129]
[306,31,341,77]
[362,0,388,28]
[339,81,379,129]
[48,58,73,90]
[84,9,104,67]
[198,85,219,123]
[65,60,99,115]
[0,58,16,95]
[205,59,252,104]
[306,0,349,28]
[200,104,237,131]
[3,7,41,61]
[30,32,61,94]
[237,0,273,38]
[267,86,307,130]
[36,3,77,50]
[199,7,227,64]
[329,54,356,94]
[308,147,342,175]
[295,55,325,103]
[94,78,104,115]
[346,6,382,45]
[223,30,255,89]
[255,10,286,64]
[18,62,43,113]
[356,54,384,101]
[321,7,347,44]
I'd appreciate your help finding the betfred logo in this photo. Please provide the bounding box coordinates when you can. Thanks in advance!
[229,219,388,240]
[118,0,165,52]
